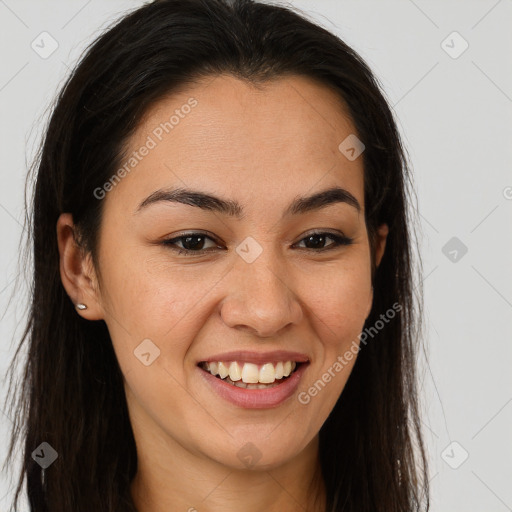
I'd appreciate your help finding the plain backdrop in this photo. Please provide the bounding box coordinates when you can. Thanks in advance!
[1,1,511,511]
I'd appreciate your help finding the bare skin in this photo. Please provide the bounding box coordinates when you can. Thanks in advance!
[57,74,388,512]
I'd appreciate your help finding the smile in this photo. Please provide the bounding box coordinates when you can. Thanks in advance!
[198,360,301,388]
[197,360,309,409]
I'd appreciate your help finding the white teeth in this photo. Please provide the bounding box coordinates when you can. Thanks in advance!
[241,363,260,383]
[224,376,281,389]
[209,361,218,375]
[217,361,229,379]
[259,363,275,383]
[275,361,284,379]
[228,361,242,381]
[202,360,299,384]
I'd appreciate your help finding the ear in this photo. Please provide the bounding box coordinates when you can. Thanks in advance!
[365,223,389,319]
[56,213,104,320]
[374,223,389,268]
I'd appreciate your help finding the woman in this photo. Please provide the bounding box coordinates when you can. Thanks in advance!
[3,0,430,510]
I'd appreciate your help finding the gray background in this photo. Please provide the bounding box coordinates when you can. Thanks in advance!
[1,1,511,511]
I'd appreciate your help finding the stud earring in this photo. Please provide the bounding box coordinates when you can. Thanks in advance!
[75,303,88,310]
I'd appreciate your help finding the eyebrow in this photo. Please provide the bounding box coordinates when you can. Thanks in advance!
[135,185,361,218]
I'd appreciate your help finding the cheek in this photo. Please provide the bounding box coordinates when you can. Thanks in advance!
[305,257,372,341]
[103,243,372,347]
[299,258,371,407]
[99,229,372,368]
[100,243,203,329]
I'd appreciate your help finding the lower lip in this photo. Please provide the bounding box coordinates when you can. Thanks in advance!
[197,363,308,409]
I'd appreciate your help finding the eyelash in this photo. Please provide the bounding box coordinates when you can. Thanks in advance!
[161,231,354,256]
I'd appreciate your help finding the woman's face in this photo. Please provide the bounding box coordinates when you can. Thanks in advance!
[61,74,387,471]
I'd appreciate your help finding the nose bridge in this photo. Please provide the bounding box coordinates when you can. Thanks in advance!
[220,237,302,336]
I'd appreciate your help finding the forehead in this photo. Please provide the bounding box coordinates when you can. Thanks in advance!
[108,73,365,217]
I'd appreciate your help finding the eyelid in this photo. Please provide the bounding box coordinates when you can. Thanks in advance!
[298,228,349,240]
[162,230,220,249]
[293,230,353,250]
[164,229,348,243]
[161,229,353,256]
[167,229,218,240]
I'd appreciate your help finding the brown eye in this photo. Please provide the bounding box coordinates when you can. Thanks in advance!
[162,232,220,255]
[294,232,353,251]
[161,231,353,257]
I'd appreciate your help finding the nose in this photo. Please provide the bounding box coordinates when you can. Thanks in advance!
[219,248,303,338]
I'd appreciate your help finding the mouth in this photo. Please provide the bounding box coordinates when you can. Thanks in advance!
[197,360,305,389]
[196,359,309,409]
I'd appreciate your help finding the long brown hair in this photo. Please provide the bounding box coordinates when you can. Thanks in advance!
[3,0,429,510]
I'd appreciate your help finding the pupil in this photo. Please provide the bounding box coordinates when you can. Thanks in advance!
[305,234,325,249]
[183,235,204,250]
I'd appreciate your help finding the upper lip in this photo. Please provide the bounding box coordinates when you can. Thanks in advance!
[197,350,310,365]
